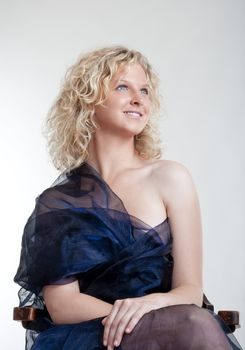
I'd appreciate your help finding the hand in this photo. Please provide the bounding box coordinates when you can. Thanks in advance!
[101,294,162,350]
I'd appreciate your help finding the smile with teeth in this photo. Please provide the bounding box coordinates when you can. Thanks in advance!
[123,111,142,117]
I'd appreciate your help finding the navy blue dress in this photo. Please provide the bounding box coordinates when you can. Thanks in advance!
[14,162,243,349]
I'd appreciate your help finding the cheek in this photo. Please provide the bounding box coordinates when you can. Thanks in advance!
[100,97,123,111]
[94,105,110,123]
[145,100,152,114]
[110,95,127,107]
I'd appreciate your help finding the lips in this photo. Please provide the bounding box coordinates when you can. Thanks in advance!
[123,111,142,117]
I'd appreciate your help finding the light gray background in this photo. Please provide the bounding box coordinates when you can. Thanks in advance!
[0,0,244,348]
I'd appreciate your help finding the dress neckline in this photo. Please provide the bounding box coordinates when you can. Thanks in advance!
[82,161,169,230]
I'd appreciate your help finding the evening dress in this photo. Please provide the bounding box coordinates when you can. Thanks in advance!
[14,162,243,349]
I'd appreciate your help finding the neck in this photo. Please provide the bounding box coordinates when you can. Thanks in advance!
[87,132,142,181]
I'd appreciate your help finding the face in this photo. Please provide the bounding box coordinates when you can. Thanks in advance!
[93,63,151,136]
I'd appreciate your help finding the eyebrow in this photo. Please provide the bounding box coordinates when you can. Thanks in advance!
[116,79,149,87]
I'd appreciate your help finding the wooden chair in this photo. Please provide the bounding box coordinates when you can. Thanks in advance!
[13,294,240,332]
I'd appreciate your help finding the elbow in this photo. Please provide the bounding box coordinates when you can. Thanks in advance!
[47,310,62,325]
[195,298,203,308]
[183,293,203,308]
[49,313,64,325]
[182,284,203,308]
[45,300,66,325]
[193,287,203,308]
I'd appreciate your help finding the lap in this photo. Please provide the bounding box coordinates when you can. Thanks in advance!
[32,304,232,350]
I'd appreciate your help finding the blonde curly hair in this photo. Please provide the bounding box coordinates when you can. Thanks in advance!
[44,46,163,173]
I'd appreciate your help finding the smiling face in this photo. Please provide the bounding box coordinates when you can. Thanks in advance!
[93,63,151,136]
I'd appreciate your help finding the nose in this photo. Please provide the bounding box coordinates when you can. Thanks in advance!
[130,91,143,106]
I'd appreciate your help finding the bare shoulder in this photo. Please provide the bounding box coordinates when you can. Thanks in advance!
[150,159,198,204]
[151,159,193,182]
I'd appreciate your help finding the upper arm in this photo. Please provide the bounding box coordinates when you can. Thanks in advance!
[157,160,203,290]
[43,280,80,322]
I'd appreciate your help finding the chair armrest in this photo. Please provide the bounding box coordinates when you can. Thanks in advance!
[202,294,214,311]
[13,306,50,329]
[13,306,38,321]
[218,310,240,333]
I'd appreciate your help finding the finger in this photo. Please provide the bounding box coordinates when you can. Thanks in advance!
[106,299,133,348]
[124,306,148,334]
[110,303,143,347]
[101,317,107,325]
[103,300,123,346]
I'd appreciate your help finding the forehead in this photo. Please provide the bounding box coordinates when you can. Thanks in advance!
[112,63,148,84]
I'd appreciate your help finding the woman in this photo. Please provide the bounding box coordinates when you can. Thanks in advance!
[14,46,242,349]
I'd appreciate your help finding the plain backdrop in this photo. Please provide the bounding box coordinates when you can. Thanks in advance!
[0,0,244,348]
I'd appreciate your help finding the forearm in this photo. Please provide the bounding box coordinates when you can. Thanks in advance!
[146,285,203,309]
[45,291,113,325]
[45,284,202,325]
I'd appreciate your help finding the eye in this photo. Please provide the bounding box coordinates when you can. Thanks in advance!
[116,84,128,91]
[140,88,149,95]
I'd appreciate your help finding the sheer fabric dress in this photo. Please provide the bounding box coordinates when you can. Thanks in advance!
[14,162,243,349]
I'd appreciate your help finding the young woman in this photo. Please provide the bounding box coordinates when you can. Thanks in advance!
[14,46,242,349]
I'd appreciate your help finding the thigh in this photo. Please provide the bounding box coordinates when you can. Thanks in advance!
[121,304,232,350]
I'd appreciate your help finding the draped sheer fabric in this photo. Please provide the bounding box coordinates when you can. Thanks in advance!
[14,162,243,349]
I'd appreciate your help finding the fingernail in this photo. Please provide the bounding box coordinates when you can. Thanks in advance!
[114,340,119,346]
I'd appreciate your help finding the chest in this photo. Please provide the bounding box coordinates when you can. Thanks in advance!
[108,170,167,228]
